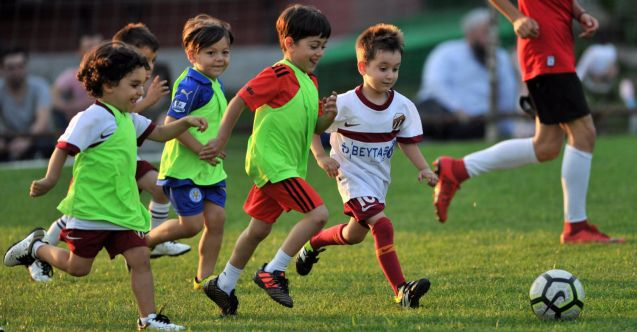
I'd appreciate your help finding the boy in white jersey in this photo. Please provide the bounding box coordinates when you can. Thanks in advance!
[3,42,206,330]
[296,24,438,308]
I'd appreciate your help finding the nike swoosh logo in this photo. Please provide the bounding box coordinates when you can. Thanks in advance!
[100,132,113,139]
[361,203,376,212]
[344,122,360,127]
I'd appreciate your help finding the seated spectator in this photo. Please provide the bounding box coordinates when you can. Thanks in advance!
[51,32,102,129]
[0,47,54,161]
[416,8,518,140]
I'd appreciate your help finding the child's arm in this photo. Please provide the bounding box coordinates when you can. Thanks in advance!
[161,115,208,154]
[398,142,438,187]
[147,115,207,142]
[315,92,338,134]
[131,75,170,113]
[311,134,339,178]
[488,0,539,39]
[30,148,69,197]
[199,95,246,163]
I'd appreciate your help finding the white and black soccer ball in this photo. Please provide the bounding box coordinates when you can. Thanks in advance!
[529,269,585,320]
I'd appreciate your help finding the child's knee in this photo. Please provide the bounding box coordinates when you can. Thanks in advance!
[67,264,91,277]
[308,205,329,227]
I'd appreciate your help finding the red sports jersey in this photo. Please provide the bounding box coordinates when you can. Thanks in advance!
[518,0,575,81]
[238,63,323,115]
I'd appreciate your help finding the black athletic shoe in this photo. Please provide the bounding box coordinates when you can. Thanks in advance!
[253,263,293,308]
[396,278,431,308]
[295,243,325,276]
[203,276,239,316]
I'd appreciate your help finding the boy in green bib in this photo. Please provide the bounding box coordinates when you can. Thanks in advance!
[4,42,207,330]
[146,15,234,293]
[199,5,338,315]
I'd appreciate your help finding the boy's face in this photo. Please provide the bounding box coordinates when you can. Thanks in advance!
[189,37,231,79]
[285,36,328,73]
[102,66,146,113]
[136,46,157,80]
[359,50,401,94]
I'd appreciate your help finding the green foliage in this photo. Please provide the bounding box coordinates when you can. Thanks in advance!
[0,135,635,331]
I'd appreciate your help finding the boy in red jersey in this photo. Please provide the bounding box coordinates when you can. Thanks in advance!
[295,24,438,308]
[433,0,624,244]
[199,4,337,315]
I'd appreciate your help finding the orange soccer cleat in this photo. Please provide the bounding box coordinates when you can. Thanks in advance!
[433,157,463,223]
[561,222,625,244]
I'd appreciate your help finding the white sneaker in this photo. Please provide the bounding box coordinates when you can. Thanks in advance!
[137,313,185,331]
[29,259,53,282]
[150,241,191,259]
[4,228,46,267]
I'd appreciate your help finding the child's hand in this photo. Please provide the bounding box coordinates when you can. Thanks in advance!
[30,177,55,197]
[577,13,599,39]
[200,138,225,165]
[143,75,170,107]
[317,155,340,178]
[185,116,208,132]
[322,91,338,114]
[418,168,438,187]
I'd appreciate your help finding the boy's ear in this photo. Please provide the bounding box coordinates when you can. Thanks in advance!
[283,36,295,50]
[185,49,196,63]
[102,83,114,95]
[357,61,367,76]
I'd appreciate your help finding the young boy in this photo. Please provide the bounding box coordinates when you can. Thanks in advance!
[149,14,234,291]
[198,4,336,315]
[433,0,624,244]
[34,24,189,283]
[296,24,438,308]
[3,42,206,330]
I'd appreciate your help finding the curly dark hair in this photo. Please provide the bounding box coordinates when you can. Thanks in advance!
[356,24,404,63]
[77,41,150,98]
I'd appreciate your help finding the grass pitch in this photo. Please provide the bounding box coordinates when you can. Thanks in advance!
[0,135,635,331]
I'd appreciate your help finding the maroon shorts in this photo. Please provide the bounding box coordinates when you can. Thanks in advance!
[60,229,147,259]
[344,196,385,224]
[135,160,157,181]
[243,178,324,224]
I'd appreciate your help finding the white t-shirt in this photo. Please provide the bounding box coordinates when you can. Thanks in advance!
[327,86,423,203]
[56,102,154,230]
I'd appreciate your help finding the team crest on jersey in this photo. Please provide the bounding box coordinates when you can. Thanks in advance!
[392,113,406,131]
[189,188,203,203]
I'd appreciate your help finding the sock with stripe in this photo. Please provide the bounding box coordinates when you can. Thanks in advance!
[217,262,243,295]
[309,224,349,249]
[149,201,171,229]
[371,217,406,295]
[44,216,67,245]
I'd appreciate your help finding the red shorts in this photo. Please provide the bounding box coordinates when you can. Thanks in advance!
[135,160,157,181]
[243,178,324,224]
[344,196,385,224]
[60,229,147,259]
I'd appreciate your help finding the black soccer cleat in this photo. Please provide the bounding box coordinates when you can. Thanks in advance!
[253,263,293,308]
[203,276,239,316]
[295,243,325,276]
[396,278,431,308]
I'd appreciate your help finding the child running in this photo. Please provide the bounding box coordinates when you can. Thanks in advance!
[3,42,207,330]
[30,23,190,283]
[148,14,234,291]
[296,24,438,308]
[199,4,336,315]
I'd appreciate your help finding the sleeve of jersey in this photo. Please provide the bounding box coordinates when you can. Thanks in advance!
[55,110,101,156]
[167,78,208,119]
[237,67,279,112]
[325,96,348,133]
[131,113,156,146]
[397,100,424,144]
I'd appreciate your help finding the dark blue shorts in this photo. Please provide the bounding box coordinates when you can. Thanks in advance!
[163,181,226,217]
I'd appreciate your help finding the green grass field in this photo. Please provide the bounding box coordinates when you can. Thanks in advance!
[0,135,635,331]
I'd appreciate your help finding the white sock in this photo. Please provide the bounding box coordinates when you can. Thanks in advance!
[562,145,591,222]
[44,216,67,245]
[464,138,539,177]
[149,201,170,229]
[32,240,45,259]
[217,262,243,295]
[264,249,292,273]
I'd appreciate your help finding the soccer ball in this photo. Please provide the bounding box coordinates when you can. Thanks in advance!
[529,269,585,320]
